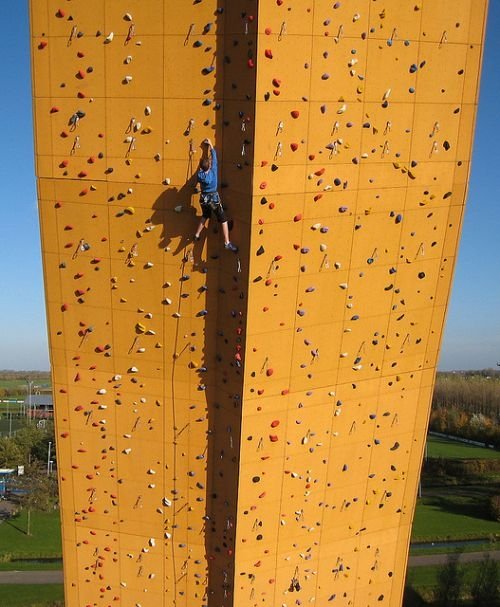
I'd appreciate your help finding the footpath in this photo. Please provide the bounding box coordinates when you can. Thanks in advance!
[0,551,497,584]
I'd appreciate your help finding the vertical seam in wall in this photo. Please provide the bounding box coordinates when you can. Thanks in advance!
[161,0,167,595]
[390,2,431,601]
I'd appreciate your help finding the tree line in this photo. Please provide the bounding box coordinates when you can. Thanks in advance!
[430,371,500,447]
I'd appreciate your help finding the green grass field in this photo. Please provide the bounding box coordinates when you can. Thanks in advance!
[0,378,50,394]
[0,584,63,607]
[0,510,62,559]
[0,559,62,571]
[427,435,499,460]
[412,486,500,542]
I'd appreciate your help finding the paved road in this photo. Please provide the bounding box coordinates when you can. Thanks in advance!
[0,570,63,584]
[0,552,497,583]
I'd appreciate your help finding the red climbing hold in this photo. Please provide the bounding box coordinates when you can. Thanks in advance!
[271,420,280,427]
[38,40,48,50]
[260,182,267,189]
[248,58,255,68]
[56,8,65,17]
[315,168,326,176]
[264,49,273,59]
[293,214,302,222]
[50,106,60,114]
[291,110,300,119]
[269,435,279,442]
[265,27,272,35]
[272,78,281,88]
[290,143,299,151]
[266,368,274,376]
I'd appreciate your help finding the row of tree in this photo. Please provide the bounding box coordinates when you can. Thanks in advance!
[433,552,499,607]
[0,420,58,535]
[431,372,500,447]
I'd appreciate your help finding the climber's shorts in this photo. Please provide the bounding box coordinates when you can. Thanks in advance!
[200,192,227,223]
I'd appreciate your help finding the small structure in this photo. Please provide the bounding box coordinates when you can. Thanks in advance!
[0,469,16,496]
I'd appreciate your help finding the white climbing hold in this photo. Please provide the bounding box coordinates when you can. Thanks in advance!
[97,388,107,394]
[104,32,114,43]
[145,106,152,115]
[124,13,133,21]
[124,75,133,83]
[174,205,183,213]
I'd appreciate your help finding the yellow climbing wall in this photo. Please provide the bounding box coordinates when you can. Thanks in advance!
[31,1,487,606]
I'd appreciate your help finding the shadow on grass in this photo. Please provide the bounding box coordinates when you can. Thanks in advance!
[425,493,492,523]
[4,515,27,536]
[404,586,429,606]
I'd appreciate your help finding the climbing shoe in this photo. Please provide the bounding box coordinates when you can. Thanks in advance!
[224,242,238,253]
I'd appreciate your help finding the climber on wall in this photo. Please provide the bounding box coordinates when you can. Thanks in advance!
[193,138,238,253]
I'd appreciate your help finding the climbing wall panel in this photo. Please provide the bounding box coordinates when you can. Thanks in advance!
[31,1,487,606]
